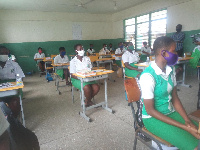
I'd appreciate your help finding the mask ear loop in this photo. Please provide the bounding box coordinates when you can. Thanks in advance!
[161,50,167,58]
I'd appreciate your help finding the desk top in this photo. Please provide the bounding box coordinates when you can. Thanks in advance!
[0,82,24,92]
[178,57,193,61]
[73,69,114,78]
[135,62,149,67]
[34,58,44,60]
[43,58,53,62]
[51,63,70,67]
[96,58,115,61]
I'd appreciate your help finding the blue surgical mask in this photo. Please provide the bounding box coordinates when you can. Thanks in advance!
[119,45,123,49]
[61,51,66,56]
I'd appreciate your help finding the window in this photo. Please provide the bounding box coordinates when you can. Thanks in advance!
[124,9,167,50]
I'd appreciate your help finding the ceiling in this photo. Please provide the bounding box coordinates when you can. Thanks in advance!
[0,0,151,14]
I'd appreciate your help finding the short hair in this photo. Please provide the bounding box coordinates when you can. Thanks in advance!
[153,36,175,56]
[177,24,182,27]
[0,46,8,53]
[38,47,42,50]
[143,42,147,45]
[103,44,106,46]
[59,47,65,51]
[74,44,82,50]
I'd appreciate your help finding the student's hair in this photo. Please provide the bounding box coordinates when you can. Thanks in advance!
[0,46,8,53]
[103,44,106,46]
[74,44,82,50]
[143,42,147,45]
[118,42,122,45]
[153,36,175,56]
[177,24,182,27]
[38,47,42,50]
[59,47,65,51]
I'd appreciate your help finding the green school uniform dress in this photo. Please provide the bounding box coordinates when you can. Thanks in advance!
[140,63,198,150]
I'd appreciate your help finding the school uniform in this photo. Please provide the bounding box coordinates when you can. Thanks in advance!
[189,45,200,68]
[115,48,126,66]
[54,54,69,79]
[70,56,96,90]
[140,61,198,150]
[0,109,9,136]
[99,48,110,55]
[122,50,140,77]
[87,48,95,54]
[34,53,45,60]
[140,46,151,61]
[0,60,25,81]
[8,54,16,61]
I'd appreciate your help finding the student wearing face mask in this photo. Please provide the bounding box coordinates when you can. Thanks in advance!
[54,47,70,85]
[115,42,126,67]
[34,47,45,72]
[70,44,100,107]
[99,44,110,55]
[87,44,95,55]
[140,41,151,62]
[122,43,142,78]
[140,36,199,150]
[8,49,16,62]
[0,46,25,82]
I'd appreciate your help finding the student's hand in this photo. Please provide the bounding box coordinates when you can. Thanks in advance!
[185,119,198,130]
[184,125,200,139]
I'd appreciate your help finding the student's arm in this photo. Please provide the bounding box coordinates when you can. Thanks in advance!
[34,53,37,61]
[54,56,58,64]
[70,60,78,79]
[124,62,142,72]
[13,61,25,78]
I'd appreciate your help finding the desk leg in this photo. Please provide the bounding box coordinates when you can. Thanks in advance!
[102,78,114,113]
[79,79,91,122]
[19,94,25,127]
[178,63,191,88]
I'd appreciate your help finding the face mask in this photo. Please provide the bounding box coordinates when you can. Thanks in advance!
[77,50,85,56]
[0,55,8,62]
[61,51,66,56]
[104,47,107,49]
[119,45,123,49]
[176,28,181,32]
[38,50,42,54]
[128,45,134,51]
[161,50,178,66]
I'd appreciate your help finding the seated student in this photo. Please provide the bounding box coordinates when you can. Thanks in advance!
[190,37,200,68]
[34,47,45,72]
[70,44,100,107]
[87,44,95,55]
[108,43,115,53]
[8,49,16,62]
[140,36,200,150]
[122,43,142,78]
[140,41,151,62]
[99,44,110,55]
[54,47,71,85]
[0,46,25,82]
[115,42,126,67]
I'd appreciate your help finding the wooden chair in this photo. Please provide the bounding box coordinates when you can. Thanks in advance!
[124,78,175,150]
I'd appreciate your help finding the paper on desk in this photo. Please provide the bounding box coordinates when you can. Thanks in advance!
[0,82,15,89]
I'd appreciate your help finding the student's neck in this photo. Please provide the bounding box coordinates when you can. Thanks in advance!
[155,59,166,73]
[77,55,83,61]
[128,50,133,53]
[60,55,64,58]
[0,61,6,68]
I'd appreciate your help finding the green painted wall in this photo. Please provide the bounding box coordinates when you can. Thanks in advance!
[0,38,124,73]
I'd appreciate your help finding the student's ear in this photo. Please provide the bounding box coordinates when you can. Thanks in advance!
[161,50,169,57]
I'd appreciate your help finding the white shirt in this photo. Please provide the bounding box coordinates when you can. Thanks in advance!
[70,56,92,73]
[122,50,140,64]
[99,48,110,55]
[141,46,151,55]
[193,45,200,52]
[139,61,177,99]
[34,53,45,59]
[0,110,9,136]
[87,48,95,54]
[0,60,25,80]
[115,48,126,60]
[54,55,69,64]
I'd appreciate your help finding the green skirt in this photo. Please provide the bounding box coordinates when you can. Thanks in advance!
[143,111,198,150]
[56,69,64,79]
[115,60,122,67]
[71,78,97,91]
[125,63,140,78]
[140,54,147,62]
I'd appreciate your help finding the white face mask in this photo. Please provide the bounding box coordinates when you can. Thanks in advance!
[0,55,8,62]
[77,50,85,56]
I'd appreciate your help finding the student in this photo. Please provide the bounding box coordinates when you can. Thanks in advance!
[0,46,25,82]
[108,43,114,53]
[70,44,100,107]
[8,49,16,62]
[171,24,185,57]
[115,42,126,67]
[34,47,45,72]
[189,37,200,68]
[122,43,142,78]
[140,41,151,62]
[140,36,199,150]
[54,47,70,85]
[87,44,95,55]
[99,44,110,55]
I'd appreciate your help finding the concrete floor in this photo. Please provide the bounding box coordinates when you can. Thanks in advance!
[22,72,199,150]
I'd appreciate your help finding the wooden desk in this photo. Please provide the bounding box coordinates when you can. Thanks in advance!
[0,82,25,126]
[188,110,200,133]
[73,70,114,122]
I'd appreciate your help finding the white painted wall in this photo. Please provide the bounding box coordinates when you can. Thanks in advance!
[111,0,200,39]
[0,10,112,43]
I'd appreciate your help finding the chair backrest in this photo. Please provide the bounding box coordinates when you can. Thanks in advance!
[51,55,57,59]
[121,60,125,68]
[124,78,141,103]
[89,55,98,62]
